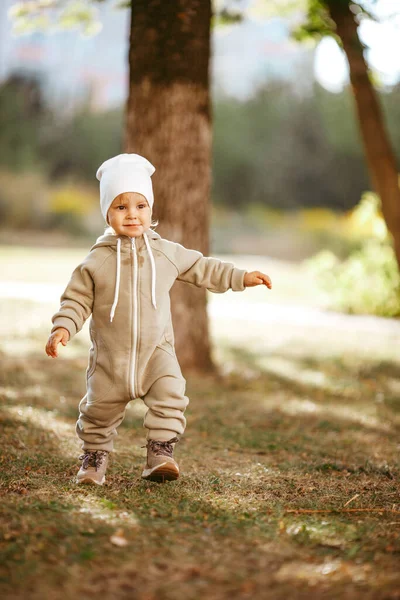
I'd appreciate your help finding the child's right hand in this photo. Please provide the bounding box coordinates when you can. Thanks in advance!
[45,328,70,358]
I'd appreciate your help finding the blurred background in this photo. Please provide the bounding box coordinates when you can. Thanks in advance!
[1,0,400,326]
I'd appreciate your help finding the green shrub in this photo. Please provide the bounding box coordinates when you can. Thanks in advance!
[0,169,100,236]
[306,192,400,318]
[307,241,400,318]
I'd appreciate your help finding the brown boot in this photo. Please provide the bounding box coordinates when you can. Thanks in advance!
[76,450,109,485]
[141,437,180,482]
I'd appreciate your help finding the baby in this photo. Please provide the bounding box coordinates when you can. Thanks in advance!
[45,154,272,485]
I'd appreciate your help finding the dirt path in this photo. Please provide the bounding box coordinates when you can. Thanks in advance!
[0,246,399,599]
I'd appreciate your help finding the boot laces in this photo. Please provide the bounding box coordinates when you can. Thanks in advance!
[142,437,179,457]
[79,450,108,471]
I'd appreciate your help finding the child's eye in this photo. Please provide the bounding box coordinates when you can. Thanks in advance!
[117,206,126,210]
[138,205,145,209]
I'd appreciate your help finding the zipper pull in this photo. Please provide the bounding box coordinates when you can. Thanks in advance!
[131,238,135,250]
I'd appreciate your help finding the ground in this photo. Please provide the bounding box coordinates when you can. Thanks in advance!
[0,245,399,600]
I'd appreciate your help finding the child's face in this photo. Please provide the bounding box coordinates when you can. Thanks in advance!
[107,192,152,237]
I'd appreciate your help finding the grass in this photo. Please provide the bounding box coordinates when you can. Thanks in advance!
[0,245,400,599]
[1,355,399,599]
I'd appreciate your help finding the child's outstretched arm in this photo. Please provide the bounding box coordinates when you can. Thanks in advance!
[171,243,272,293]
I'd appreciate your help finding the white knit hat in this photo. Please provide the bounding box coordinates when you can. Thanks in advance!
[96,153,156,222]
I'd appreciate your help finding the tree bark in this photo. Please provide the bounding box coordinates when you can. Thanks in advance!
[326,0,400,266]
[125,0,215,374]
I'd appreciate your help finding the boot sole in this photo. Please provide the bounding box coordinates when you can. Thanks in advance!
[141,462,179,483]
[76,476,105,486]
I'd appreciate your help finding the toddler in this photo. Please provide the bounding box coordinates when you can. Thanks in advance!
[45,154,272,485]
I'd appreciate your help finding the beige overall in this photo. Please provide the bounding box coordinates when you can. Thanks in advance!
[51,230,247,451]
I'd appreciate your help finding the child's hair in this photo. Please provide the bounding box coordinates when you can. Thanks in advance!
[104,217,159,236]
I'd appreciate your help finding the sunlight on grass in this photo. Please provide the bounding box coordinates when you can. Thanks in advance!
[73,494,140,528]
[274,558,372,585]
[284,519,357,549]
[261,393,392,433]
[256,355,357,397]
[4,405,77,454]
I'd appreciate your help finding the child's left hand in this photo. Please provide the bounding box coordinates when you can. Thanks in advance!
[244,271,272,289]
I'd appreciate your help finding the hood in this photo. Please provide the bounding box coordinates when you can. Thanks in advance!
[91,229,162,321]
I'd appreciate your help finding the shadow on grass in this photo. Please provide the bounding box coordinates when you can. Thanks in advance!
[1,348,400,599]
[224,345,400,423]
[1,409,399,600]
[0,408,297,598]
[1,347,399,479]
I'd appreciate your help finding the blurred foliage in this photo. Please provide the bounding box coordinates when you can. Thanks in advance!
[292,0,378,44]
[212,0,381,34]
[8,0,106,37]
[0,71,122,232]
[3,71,400,214]
[0,169,48,229]
[10,0,251,35]
[1,69,400,273]
[293,0,335,41]
[0,168,101,235]
[49,183,97,215]
[0,73,50,170]
[342,192,387,241]
[297,208,339,232]
[42,104,123,181]
[0,71,123,180]
[306,192,400,317]
[213,80,370,211]
[213,80,400,211]
[298,193,387,248]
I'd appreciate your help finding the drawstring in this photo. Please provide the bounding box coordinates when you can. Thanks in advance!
[109,233,157,323]
[109,237,121,322]
[144,232,157,310]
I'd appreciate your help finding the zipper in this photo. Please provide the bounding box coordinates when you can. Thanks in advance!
[130,237,139,399]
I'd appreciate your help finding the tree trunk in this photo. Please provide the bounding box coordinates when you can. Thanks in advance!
[125,0,215,374]
[327,0,400,266]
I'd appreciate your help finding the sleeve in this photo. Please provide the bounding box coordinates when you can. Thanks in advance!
[51,257,94,339]
[173,243,247,294]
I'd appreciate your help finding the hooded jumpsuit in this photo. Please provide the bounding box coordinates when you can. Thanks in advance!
[51,230,247,452]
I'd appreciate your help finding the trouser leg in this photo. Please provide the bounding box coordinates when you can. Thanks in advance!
[142,375,189,441]
[76,394,127,452]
